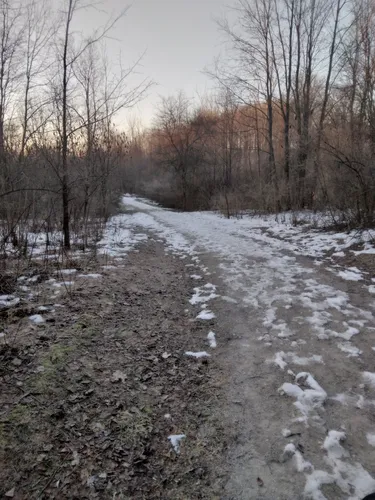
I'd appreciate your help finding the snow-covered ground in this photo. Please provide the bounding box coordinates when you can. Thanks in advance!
[112,195,375,500]
[3,194,375,499]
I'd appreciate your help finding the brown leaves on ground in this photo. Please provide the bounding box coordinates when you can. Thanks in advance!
[0,242,226,499]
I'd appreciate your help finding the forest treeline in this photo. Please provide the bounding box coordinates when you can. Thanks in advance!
[127,0,375,225]
[0,0,150,254]
[1,0,375,258]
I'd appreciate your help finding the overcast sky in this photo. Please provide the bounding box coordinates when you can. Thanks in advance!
[77,0,231,128]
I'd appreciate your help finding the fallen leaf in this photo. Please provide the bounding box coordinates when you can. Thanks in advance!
[5,487,15,497]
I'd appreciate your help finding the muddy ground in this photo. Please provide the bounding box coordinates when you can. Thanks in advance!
[0,239,226,499]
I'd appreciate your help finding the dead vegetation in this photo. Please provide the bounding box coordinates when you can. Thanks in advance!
[0,241,226,499]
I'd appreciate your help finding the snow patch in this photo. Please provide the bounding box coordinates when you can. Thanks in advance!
[272,352,323,370]
[283,443,313,472]
[189,284,218,305]
[168,434,186,454]
[185,351,210,358]
[304,431,375,500]
[207,331,217,348]
[29,314,45,324]
[0,295,20,309]
[366,433,375,447]
[196,310,215,320]
[337,342,362,357]
[278,372,327,425]
[57,269,77,275]
[337,268,364,281]
[363,372,375,388]
[78,273,102,278]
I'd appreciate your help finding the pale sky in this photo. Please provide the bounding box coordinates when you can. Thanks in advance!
[76,0,231,128]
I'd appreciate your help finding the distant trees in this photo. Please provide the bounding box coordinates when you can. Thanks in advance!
[127,0,375,226]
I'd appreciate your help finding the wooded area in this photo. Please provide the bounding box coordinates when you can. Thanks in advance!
[1,0,375,259]
[0,0,150,255]
[126,0,375,225]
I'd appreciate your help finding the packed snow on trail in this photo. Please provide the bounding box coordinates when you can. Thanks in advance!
[100,195,375,500]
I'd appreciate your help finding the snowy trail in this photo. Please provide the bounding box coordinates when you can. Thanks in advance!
[117,196,375,500]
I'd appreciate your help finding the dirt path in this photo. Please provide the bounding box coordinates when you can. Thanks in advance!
[0,241,225,499]
[3,197,375,500]
[119,197,375,500]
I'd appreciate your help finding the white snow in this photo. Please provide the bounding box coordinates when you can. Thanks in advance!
[337,342,362,357]
[207,331,217,348]
[168,434,186,454]
[53,281,74,287]
[366,433,375,446]
[274,352,288,370]
[196,310,215,320]
[363,372,375,388]
[221,295,238,304]
[278,372,327,425]
[282,428,292,437]
[323,430,348,459]
[190,274,202,280]
[337,268,364,281]
[189,284,218,305]
[283,443,313,472]
[0,295,20,308]
[29,314,45,324]
[304,431,375,500]
[78,273,102,278]
[57,269,77,275]
[37,305,50,311]
[273,352,323,370]
[185,351,211,358]
[116,195,375,500]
